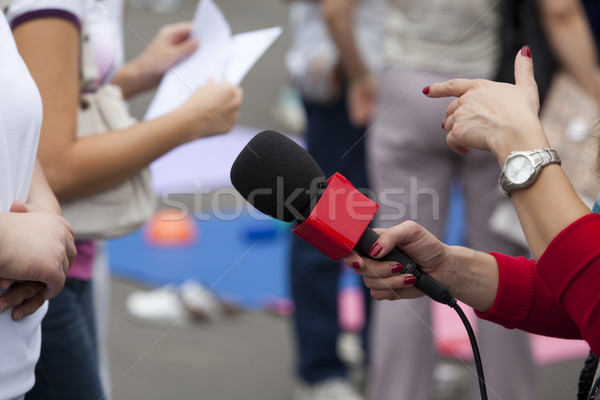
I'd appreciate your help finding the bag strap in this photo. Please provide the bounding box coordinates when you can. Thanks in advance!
[578,350,599,400]
[80,19,101,93]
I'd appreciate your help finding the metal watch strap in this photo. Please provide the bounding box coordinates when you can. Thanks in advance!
[499,148,561,196]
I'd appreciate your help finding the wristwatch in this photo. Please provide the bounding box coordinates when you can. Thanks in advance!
[499,148,561,196]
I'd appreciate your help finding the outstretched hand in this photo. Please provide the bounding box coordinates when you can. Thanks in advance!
[423,46,548,161]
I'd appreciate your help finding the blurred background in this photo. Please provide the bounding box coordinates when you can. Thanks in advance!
[107,1,298,399]
[103,1,589,399]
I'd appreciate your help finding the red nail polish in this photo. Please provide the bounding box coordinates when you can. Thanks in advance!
[369,243,383,257]
[404,275,417,286]
[351,262,361,269]
[422,86,430,95]
[390,264,404,274]
[521,46,531,58]
[441,121,445,130]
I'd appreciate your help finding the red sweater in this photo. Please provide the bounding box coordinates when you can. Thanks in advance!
[476,213,600,354]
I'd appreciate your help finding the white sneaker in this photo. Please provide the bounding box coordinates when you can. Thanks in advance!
[179,280,224,320]
[294,379,364,400]
[125,280,241,327]
[126,284,190,327]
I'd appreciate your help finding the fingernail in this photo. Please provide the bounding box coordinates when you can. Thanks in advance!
[441,121,445,130]
[369,243,383,257]
[13,311,23,321]
[390,264,404,274]
[404,275,417,286]
[422,86,430,95]
[351,262,361,269]
[0,303,6,313]
[521,46,531,58]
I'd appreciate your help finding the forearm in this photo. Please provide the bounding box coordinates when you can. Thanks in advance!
[44,113,190,201]
[442,246,499,312]
[26,160,61,215]
[509,166,591,259]
[489,120,591,260]
[321,0,370,81]
[111,58,160,100]
[538,0,600,104]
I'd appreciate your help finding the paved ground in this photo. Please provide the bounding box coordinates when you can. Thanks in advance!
[104,1,587,399]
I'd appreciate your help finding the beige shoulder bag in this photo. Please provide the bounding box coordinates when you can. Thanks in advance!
[60,20,156,239]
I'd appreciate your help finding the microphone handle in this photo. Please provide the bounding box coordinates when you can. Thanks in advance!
[355,227,455,306]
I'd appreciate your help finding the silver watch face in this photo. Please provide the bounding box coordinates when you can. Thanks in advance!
[506,154,534,184]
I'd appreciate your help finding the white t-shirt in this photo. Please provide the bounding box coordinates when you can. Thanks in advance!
[2,1,123,397]
[384,0,501,78]
[0,13,45,400]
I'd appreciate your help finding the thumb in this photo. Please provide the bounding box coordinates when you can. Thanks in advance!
[176,38,199,58]
[514,46,539,93]
[9,200,28,213]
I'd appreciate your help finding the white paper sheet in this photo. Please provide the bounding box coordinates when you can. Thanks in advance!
[150,126,305,193]
[144,0,282,120]
[224,26,283,85]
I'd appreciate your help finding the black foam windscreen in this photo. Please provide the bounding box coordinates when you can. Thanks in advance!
[230,130,325,222]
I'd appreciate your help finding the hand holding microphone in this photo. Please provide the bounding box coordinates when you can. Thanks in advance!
[230,130,455,306]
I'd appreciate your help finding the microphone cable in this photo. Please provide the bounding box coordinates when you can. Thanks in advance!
[448,298,488,400]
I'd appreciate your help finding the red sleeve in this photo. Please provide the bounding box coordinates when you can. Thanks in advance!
[536,213,600,354]
[475,253,582,339]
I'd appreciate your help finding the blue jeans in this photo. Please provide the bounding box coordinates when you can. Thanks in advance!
[290,90,372,384]
[25,278,103,400]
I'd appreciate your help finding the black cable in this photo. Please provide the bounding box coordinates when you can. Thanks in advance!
[577,350,598,400]
[450,300,488,400]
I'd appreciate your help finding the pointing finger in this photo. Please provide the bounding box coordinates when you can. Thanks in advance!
[424,79,476,99]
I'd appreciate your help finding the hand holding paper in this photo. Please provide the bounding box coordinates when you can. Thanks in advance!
[145,0,282,121]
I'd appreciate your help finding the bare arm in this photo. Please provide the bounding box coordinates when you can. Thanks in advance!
[321,0,368,82]
[538,0,600,104]
[25,159,61,215]
[13,18,242,201]
[0,160,76,319]
[321,0,377,125]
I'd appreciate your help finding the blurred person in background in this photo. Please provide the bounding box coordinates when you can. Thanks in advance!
[285,0,384,398]
[6,0,242,399]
